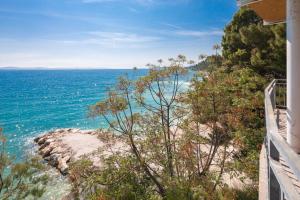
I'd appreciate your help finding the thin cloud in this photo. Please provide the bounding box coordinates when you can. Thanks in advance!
[161,23,182,29]
[89,31,160,42]
[175,30,224,37]
[0,8,104,23]
[128,7,140,13]
[61,31,161,48]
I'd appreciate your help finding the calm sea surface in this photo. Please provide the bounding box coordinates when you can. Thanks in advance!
[0,69,192,199]
[0,69,149,159]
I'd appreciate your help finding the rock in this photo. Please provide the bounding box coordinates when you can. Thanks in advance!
[61,151,72,160]
[40,145,54,158]
[35,129,76,174]
[48,153,61,166]
[34,128,114,176]
[39,142,48,151]
[37,137,47,145]
[58,156,70,175]
[58,129,65,133]
[45,138,55,145]
[71,129,80,133]
[82,130,93,135]
[51,146,64,154]
[34,136,41,143]
[39,139,55,149]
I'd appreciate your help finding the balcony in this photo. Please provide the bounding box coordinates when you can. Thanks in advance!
[263,79,300,200]
[237,0,286,25]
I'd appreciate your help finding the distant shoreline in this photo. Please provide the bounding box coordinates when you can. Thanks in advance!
[0,67,149,70]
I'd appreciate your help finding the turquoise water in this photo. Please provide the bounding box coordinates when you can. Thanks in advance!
[0,68,192,199]
[0,69,148,159]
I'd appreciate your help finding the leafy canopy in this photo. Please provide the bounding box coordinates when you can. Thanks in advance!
[222,8,286,78]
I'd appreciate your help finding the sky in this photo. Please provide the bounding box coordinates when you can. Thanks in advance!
[0,0,237,69]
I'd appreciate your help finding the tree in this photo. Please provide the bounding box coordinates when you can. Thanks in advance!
[0,128,49,200]
[76,54,265,200]
[222,8,286,78]
[189,47,223,72]
[213,44,221,55]
[189,57,209,71]
[187,68,266,182]
[89,56,188,198]
[198,54,207,62]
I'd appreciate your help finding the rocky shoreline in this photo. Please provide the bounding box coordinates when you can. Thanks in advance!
[34,128,252,194]
[34,128,105,175]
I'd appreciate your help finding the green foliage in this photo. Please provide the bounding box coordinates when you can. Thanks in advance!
[72,7,286,200]
[69,155,156,200]
[86,56,241,199]
[71,155,238,200]
[82,54,266,200]
[90,56,191,197]
[234,186,258,200]
[190,45,223,73]
[0,128,49,200]
[189,58,210,71]
[188,68,266,181]
[206,186,258,200]
[190,55,223,72]
[222,8,286,78]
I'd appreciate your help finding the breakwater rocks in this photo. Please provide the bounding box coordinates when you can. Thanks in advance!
[34,128,104,175]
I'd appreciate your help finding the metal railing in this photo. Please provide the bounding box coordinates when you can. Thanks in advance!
[264,79,300,200]
[270,79,287,110]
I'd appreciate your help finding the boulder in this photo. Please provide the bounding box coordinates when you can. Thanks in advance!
[51,146,65,154]
[34,128,109,175]
[37,137,47,145]
[48,153,62,166]
[40,145,54,158]
[34,136,41,143]
[58,156,70,175]
[58,129,65,133]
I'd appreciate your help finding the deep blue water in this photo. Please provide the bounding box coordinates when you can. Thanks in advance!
[0,69,148,159]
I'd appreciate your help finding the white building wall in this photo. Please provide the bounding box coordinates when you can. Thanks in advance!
[287,0,300,152]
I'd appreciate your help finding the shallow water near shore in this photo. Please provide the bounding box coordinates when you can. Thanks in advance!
[0,68,192,198]
[0,69,149,159]
[0,69,149,199]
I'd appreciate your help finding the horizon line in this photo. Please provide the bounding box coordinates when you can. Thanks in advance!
[0,66,149,70]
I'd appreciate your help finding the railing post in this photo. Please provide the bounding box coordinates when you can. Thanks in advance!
[269,167,281,200]
[269,139,281,200]
[269,140,280,161]
[274,81,277,109]
[267,117,281,200]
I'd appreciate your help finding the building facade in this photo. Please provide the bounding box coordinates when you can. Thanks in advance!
[238,0,300,199]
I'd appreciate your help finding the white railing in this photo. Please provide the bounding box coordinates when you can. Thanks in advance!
[265,79,300,200]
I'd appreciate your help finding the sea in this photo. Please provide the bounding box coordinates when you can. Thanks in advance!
[0,68,191,199]
[0,69,152,158]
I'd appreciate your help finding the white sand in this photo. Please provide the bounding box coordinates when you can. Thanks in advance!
[60,133,105,159]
